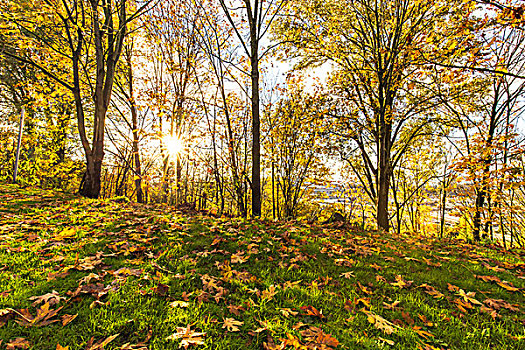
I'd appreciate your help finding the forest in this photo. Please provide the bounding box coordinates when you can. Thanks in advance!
[0,1,525,349]
[1,0,525,244]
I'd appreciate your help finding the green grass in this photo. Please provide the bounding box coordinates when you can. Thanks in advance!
[0,183,524,350]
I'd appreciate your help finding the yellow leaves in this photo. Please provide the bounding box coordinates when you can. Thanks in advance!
[362,309,397,334]
[230,251,248,264]
[170,301,189,308]
[166,325,205,348]
[55,228,77,240]
[222,317,243,332]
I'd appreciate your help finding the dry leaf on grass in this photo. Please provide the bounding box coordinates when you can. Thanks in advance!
[166,325,206,348]
[362,309,397,334]
[222,317,243,332]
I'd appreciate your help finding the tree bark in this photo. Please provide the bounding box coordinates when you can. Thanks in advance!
[249,14,261,217]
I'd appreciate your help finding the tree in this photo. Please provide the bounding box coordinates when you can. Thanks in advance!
[266,79,329,218]
[217,0,286,217]
[0,0,153,198]
[276,0,471,231]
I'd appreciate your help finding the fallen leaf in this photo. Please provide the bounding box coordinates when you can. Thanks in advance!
[61,314,78,326]
[280,308,299,318]
[222,317,243,332]
[300,305,325,319]
[166,325,205,348]
[6,338,31,349]
[261,285,277,300]
[340,271,355,279]
[29,290,66,307]
[412,326,434,339]
[362,310,397,334]
[170,301,189,308]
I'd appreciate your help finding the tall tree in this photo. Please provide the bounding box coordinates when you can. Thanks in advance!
[217,0,286,217]
[276,0,471,231]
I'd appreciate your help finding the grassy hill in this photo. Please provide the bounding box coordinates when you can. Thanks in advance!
[0,183,524,350]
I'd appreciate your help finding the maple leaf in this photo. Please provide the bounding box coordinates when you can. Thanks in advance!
[457,289,482,305]
[412,326,434,339]
[474,275,501,283]
[497,281,520,292]
[362,310,397,334]
[447,283,460,292]
[227,304,245,316]
[231,251,248,264]
[484,298,519,312]
[300,326,340,349]
[480,305,499,319]
[76,252,104,270]
[170,301,189,308]
[56,345,69,350]
[61,314,78,326]
[85,334,119,350]
[453,298,473,313]
[222,317,243,332]
[6,338,31,350]
[300,305,325,319]
[282,280,301,290]
[340,271,355,279]
[418,284,445,299]
[262,285,277,300]
[279,308,299,318]
[383,300,401,310]
[391,275,412,289]
[167,325,206,348]
[15,302,63,327]
[29,290,66,307]
[357,282,373,295]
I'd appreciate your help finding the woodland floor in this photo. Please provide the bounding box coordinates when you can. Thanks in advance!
[0,184,524,350]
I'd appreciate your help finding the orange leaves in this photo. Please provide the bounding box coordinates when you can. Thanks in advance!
[166,325,205,348]
[84,334,119,350]
[299,326,340,349]
[299,305,325,319]
[6,338,31,349]
[418,284,445,299]
[15,302,63,327]
[475,274,521,292]
[61,314,77,326]
[261,285,278,300]
[263,326,340,350]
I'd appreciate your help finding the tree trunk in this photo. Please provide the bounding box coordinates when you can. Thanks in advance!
[128,49,144,203]
[250,22,261,217]
[80,156,102,198]
[377,146,390,232]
